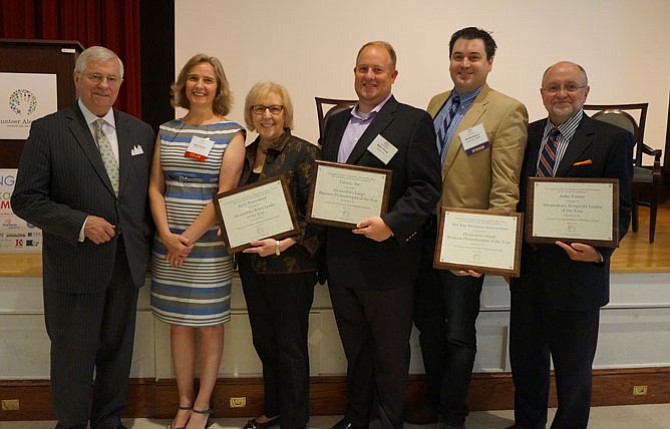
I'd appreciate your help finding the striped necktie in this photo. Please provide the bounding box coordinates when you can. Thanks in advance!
[537,127,560,177]
[93,119,119,195]
[437,95,460,159]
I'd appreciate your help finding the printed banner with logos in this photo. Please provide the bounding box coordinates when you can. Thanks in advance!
[0,72,58,140]
[0,169,42,253]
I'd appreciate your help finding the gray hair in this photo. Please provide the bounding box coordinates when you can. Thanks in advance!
[74,46,124,78]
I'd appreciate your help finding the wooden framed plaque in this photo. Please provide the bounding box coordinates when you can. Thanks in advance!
[526,177,619,248]
[306,160,392,229]
[214,176,299,253]
[434,207,523,277]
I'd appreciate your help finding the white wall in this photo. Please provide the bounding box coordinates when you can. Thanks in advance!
[174,0,670,155]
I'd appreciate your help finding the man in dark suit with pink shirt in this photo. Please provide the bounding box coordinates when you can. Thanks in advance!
[320,41,441,429]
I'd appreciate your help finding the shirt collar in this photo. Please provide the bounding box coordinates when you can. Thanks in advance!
[246,128,292,162]
[545,110,583,141]
[351,93,393,121]
[452,85,484,105]
[78,99,116,128]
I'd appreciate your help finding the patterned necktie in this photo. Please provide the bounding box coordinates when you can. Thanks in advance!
[537,127,560,177]
[93,119,119,195]
[437,95,460,159]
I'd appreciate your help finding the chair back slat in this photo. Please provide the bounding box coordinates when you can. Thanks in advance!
[584,102,660,242]
[583,103,648,166]
[315,97,357,143]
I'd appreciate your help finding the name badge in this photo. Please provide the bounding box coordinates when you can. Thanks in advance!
[367,134,398,165]
[459,124,490,155]
[184,136,214,162]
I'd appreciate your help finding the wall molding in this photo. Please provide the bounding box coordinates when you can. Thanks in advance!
[2,367,668,421]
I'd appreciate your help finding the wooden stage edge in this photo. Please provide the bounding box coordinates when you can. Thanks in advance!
[1,368,669,421]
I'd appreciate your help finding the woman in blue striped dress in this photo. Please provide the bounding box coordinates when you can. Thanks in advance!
[149,54,245,429]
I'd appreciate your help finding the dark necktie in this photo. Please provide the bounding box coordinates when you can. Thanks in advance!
[437,95,460,159]
[537,127,560,177]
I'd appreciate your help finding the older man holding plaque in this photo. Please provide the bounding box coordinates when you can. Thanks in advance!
[320,41,441,429]
[505,61,633,429]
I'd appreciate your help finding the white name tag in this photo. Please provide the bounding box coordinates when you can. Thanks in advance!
[184,135,214,161]
[459,124,490,155]
[367,134,398,165]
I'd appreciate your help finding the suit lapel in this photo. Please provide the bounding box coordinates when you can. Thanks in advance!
[555,115,596,177]
[427,91,450,117]
[442,85,489,173]
[67,105,115,196]
[115,110,132,195]
[323,109,350,162]
[525,120,546,177]
[346,96,397,164]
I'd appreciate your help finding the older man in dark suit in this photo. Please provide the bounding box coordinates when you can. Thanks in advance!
[505,61,633,429]
[11,46,154,429]
[321,41,442,429]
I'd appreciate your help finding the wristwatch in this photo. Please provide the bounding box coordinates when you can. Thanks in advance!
[275,239,281,256]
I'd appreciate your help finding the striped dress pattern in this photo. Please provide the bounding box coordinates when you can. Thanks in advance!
[151,119,243,326]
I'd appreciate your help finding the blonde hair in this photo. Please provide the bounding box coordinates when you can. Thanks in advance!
[171,54,232,116]
[356,41,397,69]
[244,81,294,131]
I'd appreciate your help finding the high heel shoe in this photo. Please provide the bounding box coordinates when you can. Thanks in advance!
[243,416,281,429]
[188,406,214,429]
[167,404,193,429]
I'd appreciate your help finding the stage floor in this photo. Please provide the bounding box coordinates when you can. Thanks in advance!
[611,200,670,272]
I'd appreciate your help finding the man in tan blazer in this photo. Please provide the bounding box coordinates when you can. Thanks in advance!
[407,27,528,429]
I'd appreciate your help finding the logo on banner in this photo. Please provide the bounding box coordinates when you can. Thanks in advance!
[9,89,38,115]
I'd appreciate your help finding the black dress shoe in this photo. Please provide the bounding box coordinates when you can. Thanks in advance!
[436,422,464,429]
[330,418,368,429]
[404,404,438,425]
[503,425,546,429]
[91,425,128,429]
[244,416,281,429]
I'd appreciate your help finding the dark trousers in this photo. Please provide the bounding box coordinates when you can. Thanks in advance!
[413,219,484,427]
[44,239,138,429]
[238,257,316,429]
[510,275,600,429]
[328,281,413,429]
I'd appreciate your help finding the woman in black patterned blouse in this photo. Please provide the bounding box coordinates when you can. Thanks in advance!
[237,81,323,429]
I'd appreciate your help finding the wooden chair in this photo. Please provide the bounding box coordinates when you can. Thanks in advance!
[584,103,662,242]
[315,97,357,143]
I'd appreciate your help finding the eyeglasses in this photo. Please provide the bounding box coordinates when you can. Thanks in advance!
[541,84,587,94]
[84,72,122,87]
[251,105,284,115]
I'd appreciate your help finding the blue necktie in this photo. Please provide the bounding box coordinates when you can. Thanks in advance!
[437,95,460,160]
[537,128,560,177]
